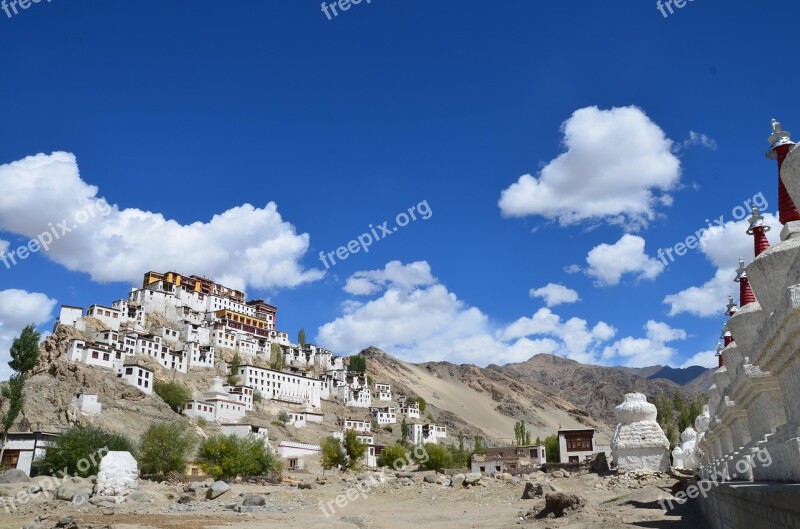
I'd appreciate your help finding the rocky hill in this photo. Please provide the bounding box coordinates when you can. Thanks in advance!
[7,328,703,450]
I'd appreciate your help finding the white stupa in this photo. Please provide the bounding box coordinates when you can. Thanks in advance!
[673,427,699,471]
[611,393,671,472]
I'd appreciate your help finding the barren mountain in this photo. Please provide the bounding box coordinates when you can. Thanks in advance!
[488,354,683,427]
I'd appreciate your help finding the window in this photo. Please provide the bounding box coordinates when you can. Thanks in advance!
[564,432,593,452]
[125,367,133,375]
[569,456,579,463]
[2,450,20,468]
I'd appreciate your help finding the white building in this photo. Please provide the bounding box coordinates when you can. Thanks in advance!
[86,304,122,331]
[369,406,397,425]
[405,423,445,445]
[1,432,58,476]
[236,364,321,408]
[56,305,83,328]
[67,339,120,369]
[183,377,247,422]
[117,362,154,394]
[373,383,392,401]
[277,441,321,470]
[337,385,371,408]
[220,424,270,448]
[72,393,102,417]
[557,428,611,464]
[400,401,421,419]
[337,418,371,434]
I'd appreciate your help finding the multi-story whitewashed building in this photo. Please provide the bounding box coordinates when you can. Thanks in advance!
[405,423,446,445]
[370,406,397,425]
[236,364,322,408]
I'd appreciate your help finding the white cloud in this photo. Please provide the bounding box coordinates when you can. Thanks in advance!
[585,234,664,286]
[677,131,718,151]
[529,283,580,307]
[564,264,582,274]
[602,320,687,367]
[0,152,323,292]
[498,106,681,229]
[681,350,718,369]
[662,212,780,317]
[318,262,616,366]
[0,289,57,380]
[663,268,734,317]
[344,261,436,296]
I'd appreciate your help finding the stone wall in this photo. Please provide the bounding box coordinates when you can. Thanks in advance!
[697,482,800,529]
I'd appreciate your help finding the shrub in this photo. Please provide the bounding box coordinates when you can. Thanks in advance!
[35,426,136,477]
[197,434,280,481]
[227,353,242,385]
[196,417,208,428]
[277,411,290,424]
[153,380,192,413]
[417,443,451,471]
[139,421,197,477]
[321,436,346,471]
[377,444,410,469]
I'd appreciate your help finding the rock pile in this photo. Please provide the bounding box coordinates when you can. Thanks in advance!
[93,451,139,498]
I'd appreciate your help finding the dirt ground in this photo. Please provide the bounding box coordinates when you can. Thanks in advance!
[0,470,709,529]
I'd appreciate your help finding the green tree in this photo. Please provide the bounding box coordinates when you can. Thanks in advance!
[348,355,367,373]
[514,421,530,446]
[153,380,192,413]
[473,435,486,454]
[139,421,197,477]
[35,426,136,477]
[321,436,346,471]
[377,444,409,468]
[401,417,409,441]
[269,343,284,370]
[227,353,241,385]
[417,443,452,470]
[544,434,560,463]
[277,411,290,424]
[342,429,367,470]
[197,434,280,481]
[297,328,306,349]
[1,325,41,462]
[8,325,40,373]
[445,443,470,468]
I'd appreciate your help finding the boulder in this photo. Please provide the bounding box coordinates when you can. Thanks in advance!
[55,485,91,504]
[521,482,543,499]
[339,514,373,529]
[178,493,197,504]
[298,482,314,490]
[127,491,152,503]
[0,469,30,484]
[242,494,266,506]
[542,492,587,517]
[184,481,207,493]
[423,474,438,484]
[206,480,230,499]
[463,473,481,486]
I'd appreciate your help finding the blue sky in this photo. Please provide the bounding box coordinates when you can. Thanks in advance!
[0,0,796,376]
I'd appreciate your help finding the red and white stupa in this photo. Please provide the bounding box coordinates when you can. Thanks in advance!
[767,119,800,225]
[747,206,771,257]
[734,257,757,307]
